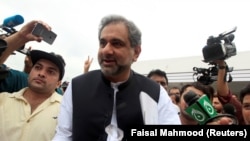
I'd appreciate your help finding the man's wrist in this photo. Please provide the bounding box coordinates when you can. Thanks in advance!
[218,65,226,69]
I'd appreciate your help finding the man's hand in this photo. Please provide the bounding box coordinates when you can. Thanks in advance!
[1,20,52,64]
[84,56,93,73]
[18,20,52,44]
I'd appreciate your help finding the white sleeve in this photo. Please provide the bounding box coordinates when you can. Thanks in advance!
[158,86,181,124]
[52,81,73,141]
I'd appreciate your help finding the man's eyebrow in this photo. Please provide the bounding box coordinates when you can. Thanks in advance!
[36,62,59,71]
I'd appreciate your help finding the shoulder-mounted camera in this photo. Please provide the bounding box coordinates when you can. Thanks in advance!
[202,27,237,63]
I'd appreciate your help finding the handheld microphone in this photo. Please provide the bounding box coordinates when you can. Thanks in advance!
[184,91,218,125]
[184,91,239,125]
[1,15,24,28]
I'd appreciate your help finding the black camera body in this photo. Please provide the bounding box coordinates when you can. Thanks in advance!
[193,63,234,85]
[202,27,237,63]
[193,65,218,85]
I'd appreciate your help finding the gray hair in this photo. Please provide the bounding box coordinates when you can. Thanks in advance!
[98,14,141,48]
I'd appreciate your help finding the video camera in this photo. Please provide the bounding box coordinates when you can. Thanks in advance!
[193,63,233,85]
[0,15,28,55]
[202,27,237,63]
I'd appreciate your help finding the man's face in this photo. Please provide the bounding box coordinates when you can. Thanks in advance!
[169,88,180,96]
[28,59,61,94]
[212,97,223,113]
[98,23,141,81]
[149,74,168,90]
[242,94,250,125]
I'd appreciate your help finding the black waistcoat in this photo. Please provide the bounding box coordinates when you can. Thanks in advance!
[72,70,160,141]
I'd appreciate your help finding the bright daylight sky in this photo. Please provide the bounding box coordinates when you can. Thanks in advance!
[1,0,249,81]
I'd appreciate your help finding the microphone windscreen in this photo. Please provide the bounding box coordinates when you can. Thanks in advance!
[183,91,199,106]
[3,15,24,27]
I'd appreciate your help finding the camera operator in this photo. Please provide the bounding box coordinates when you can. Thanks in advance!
[184,27,243,125]
[214,60,245,125]
[195,27,244,124]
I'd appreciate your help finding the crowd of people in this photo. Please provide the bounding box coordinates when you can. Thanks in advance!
[0,14,249,141]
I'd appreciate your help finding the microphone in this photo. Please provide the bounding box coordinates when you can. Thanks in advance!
[1,15,24,28]
[184,91,239,125]
[184,91,218,125]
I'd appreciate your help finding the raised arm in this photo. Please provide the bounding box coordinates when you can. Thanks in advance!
[215,60,229,97]
[83,56,93,73]
[0,20,51,64]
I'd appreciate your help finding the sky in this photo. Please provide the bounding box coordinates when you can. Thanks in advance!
[1,0,250,82]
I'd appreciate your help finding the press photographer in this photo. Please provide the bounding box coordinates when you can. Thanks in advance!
[191,27,245,125]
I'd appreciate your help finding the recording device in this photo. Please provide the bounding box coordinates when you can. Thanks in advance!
[184,91,238,125]
[202,27,237,63]
[193,63,233,85]
[1,15,24,28]
[184,91,218,125]
[0,15,26,55]
[0,15,24,36]
[31,23,57,45]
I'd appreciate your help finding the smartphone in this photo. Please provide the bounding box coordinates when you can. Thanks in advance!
[31,23,57,45]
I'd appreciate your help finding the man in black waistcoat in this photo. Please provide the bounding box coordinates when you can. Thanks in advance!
[53,14,181,141]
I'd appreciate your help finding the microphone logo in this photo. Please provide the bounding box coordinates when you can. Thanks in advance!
[191,109,206,122]
[204,100,216,115]
[184,92,218,125]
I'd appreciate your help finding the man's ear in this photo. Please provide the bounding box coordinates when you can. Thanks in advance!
[133,46,141,62]
[57,80,62,88]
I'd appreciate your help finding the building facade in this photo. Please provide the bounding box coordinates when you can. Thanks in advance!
[132,51,250,95]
